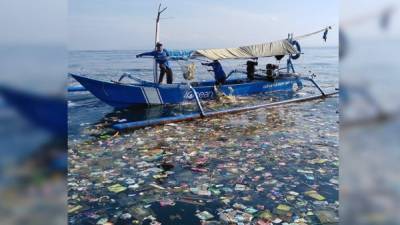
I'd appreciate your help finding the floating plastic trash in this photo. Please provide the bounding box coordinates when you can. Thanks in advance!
[196,211,214,220]
[304,190,326,201]
[107,184,127,193]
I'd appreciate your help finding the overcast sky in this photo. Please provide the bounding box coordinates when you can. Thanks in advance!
[2,0,399,50]
[0,0,66,46]
[69,0,339,50]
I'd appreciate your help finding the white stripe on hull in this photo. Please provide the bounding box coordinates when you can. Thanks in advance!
[140,87,149,104]
[142,87,162,105]
[156,88,163,104]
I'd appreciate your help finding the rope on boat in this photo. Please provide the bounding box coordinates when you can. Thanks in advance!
[294,25,334,40]
[290,40,302,60]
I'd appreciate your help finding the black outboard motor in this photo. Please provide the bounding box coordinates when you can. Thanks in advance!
[266,64,279,81]
[246,60,258,80]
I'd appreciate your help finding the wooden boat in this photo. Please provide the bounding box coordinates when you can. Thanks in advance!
[69,73,303,108]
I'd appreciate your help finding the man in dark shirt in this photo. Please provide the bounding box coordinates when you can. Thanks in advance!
[201,60,227,85]
[136,42,173,84]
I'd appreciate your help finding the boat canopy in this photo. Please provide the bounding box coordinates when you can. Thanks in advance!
[167,39,298,61]
[193,39,298,60]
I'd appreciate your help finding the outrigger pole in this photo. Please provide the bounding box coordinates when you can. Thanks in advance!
[112,86,338,130]
[154,4,167,83]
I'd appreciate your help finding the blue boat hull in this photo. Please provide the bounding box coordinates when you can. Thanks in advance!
[0,86,67,136]
[70,74,302,108]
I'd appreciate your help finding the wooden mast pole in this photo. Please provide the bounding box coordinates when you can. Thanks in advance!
[154,4,167,83]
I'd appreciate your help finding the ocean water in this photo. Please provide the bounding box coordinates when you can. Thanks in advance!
[68,47,339,225]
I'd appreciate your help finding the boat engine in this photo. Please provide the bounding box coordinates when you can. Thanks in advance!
[246,60,258,80]
[266,64,279,81]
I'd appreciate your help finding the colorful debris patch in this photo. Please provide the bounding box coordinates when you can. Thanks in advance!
[68,99,338,225]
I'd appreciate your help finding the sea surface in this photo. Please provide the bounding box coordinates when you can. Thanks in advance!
[68,47,339,225]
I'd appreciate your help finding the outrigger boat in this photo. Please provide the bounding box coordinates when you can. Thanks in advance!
[69,72,303,108]
[69,4,338,130]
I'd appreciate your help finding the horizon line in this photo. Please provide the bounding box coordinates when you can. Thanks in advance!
[69,45,339,52]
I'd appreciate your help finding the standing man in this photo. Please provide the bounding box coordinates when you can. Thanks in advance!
[136,42,173,84]
[201,60,227,85]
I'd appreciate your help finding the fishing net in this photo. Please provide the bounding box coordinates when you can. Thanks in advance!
[177,61,196,80]
[213,85,237,103]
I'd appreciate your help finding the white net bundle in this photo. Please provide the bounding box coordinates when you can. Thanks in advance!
[179,62,196,80]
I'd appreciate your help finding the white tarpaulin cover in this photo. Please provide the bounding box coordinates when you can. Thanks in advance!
[193,39,298,60]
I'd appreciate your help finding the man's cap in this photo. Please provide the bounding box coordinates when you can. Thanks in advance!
[156,42,163,47]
